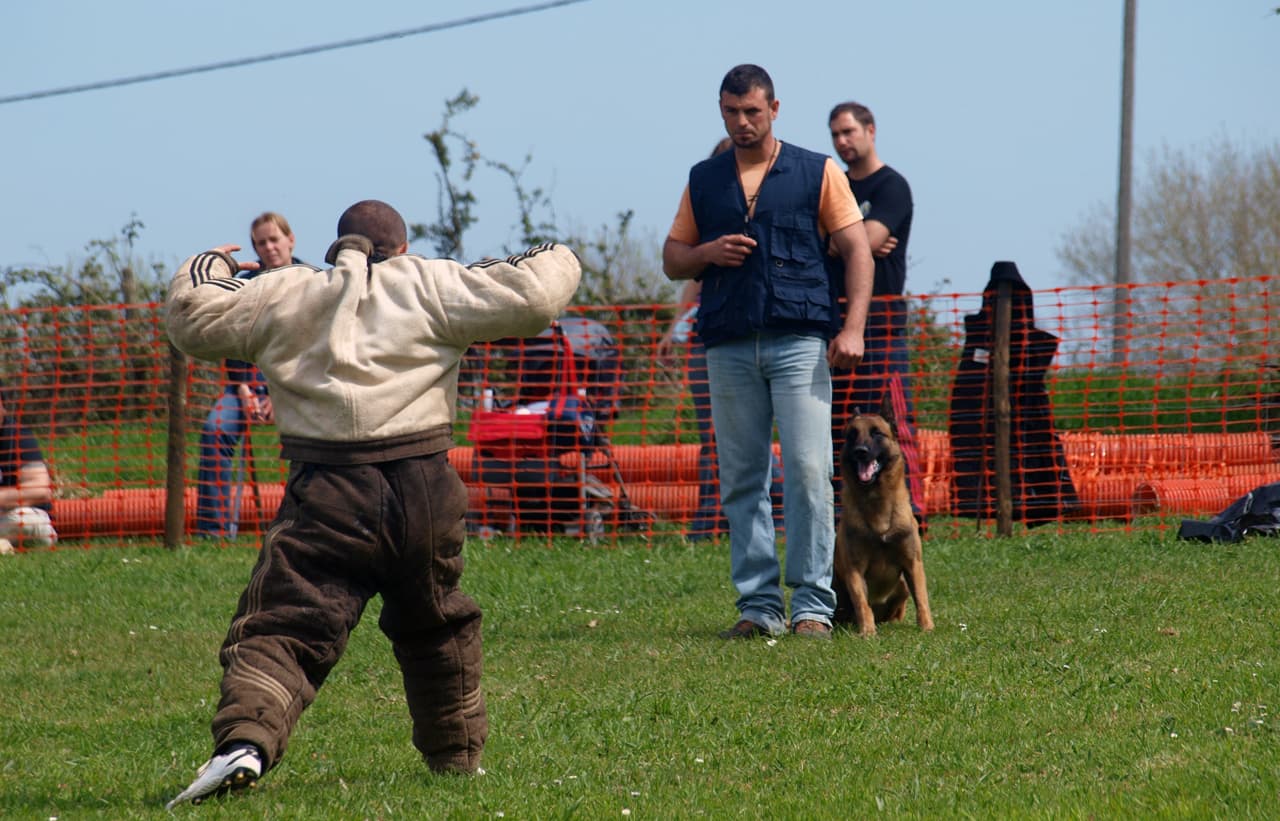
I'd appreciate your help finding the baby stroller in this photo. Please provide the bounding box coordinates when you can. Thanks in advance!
[466,318,652,538]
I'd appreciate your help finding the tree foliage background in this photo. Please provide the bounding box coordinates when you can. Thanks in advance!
[412,88,673,307]
[1055,136,1279,368]
[0,217,171,425]
[1057,137,1280,287]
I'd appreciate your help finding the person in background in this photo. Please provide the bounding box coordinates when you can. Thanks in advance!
[827,101,923,524]
[662,64,874,640]
[165,200,580,808]
[194,211,301,537]
[0,389,57,552]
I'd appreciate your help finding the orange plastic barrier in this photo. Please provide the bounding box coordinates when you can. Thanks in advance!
[55,484,286,540]
[1061,431,1278,520]
[46,430,1278,539]
[1133,470,1280,516]
[1060,431,1273,473]
[1067,475,1147,521]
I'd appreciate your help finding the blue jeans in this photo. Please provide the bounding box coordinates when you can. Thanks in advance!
[706,333,836,633]
[196,390,248,536]
[687,344,783,539]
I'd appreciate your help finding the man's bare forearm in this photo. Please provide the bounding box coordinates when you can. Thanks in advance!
[662,238,707,281]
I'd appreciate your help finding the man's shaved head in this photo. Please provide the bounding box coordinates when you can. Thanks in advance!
[337,200,408,259]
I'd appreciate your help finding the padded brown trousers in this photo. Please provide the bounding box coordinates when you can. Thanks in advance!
[209,451,487,774]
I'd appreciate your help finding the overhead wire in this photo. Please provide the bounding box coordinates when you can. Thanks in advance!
[0,0,588,106]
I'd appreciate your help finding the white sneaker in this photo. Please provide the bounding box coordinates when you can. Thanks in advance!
[165,743,262,809]
[1,507,56,548]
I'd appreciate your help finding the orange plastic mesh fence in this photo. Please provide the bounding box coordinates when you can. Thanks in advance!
[0,273,1274,548]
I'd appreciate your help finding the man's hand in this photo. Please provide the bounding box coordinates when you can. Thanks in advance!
[830,232,894,259]
[657,304,698,368]
[664,234,757,281]
[703,233,757,268]
[655,324,680,367]
[827,327,865,370]
[211,244,261,273]
[873,235,898,259]
[237,385,272,423]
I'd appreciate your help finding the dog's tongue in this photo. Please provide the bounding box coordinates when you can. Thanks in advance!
[859,459,880,483]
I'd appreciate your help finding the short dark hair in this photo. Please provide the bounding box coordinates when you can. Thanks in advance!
[720,64,774,101]
[336,200,407,258]
[829,101,875,129]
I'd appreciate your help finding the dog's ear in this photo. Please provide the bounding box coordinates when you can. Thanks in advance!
[852,406,863,418]
[878,391,898,435]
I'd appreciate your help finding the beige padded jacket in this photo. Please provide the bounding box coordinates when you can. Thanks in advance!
[167,240,581,463]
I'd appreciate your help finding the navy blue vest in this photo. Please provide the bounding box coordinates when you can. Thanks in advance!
[690,142,835,347]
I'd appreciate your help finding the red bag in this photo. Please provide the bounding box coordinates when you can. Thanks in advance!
[468,410,551,460]
[467,323,591,460]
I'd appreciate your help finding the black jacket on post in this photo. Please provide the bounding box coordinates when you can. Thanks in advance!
[948,261,1080,525]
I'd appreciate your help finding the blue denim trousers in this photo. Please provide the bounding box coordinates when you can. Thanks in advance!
[687,343,783,539]
[706,332,836,633]
[196,390,248,536]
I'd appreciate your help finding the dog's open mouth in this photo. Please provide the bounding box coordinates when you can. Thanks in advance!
[855,457,882,484]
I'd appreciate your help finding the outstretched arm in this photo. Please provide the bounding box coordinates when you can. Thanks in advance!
[432,242,583,346]
[165,246,262,364]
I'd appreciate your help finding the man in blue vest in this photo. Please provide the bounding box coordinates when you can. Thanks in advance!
[663,64,874,640]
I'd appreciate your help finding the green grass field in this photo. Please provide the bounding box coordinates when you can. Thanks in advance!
[2,524,1276,819]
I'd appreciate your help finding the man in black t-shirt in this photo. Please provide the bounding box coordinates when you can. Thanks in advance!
[828,101,923,516]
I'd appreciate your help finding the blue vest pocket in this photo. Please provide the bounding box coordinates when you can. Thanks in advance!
[768,217,821,266]
[766,277,831,323]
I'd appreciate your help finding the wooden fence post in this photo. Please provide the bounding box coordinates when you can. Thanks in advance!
[165,343,188,549]
[992,279,1014,536]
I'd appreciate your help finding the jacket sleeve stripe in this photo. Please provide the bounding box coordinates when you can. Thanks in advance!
[187,252,246,290]
[472,242,557,269]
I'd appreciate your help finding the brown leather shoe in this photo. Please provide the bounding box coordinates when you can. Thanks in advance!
[718,619,768,639]
[792,620,833,639]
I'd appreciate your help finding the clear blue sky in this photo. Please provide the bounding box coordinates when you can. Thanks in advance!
[2,0,1277,299]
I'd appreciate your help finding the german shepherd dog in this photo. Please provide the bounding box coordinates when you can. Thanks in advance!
[832,395,934,637]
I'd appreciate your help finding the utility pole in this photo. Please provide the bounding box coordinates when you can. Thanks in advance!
[1113,0,1136,366]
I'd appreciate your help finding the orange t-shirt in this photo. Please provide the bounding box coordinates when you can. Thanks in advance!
[667,144,861,245]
